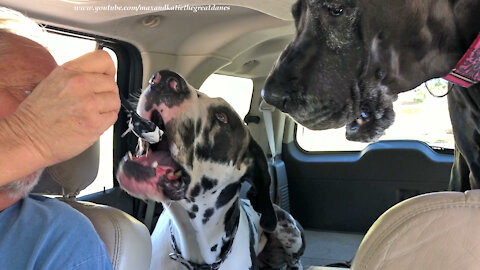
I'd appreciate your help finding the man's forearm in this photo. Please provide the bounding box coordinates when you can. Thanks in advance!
[0,116,47,186]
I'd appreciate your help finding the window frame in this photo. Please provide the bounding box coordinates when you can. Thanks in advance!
[293,124,454,156]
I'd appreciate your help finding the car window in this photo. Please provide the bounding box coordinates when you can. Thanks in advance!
[199,74,253,120]
[296,79,454,151]
[44,31,115,196]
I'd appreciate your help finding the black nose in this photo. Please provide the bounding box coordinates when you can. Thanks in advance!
[148,70,187,94]
[262,81,291,112]
[149,72,162,85]
[262,89,290,112]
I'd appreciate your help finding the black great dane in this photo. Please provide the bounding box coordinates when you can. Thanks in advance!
[262,0,480,191]
[117,70,305,270]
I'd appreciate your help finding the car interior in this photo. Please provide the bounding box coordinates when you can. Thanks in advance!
[3,0,475,269]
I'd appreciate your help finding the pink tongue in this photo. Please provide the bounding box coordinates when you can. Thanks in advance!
[156,166,180,181]
[134,150,180,179]
[148,150,176,165]
[156,166,172,176]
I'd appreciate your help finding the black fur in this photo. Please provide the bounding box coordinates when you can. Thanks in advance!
[121,160,156,180]
[203,208,215,224]
[215,182,241,208]
[143,70,191,111]
[190,183,201,198]
[201,176,218,194]
[180,119,195,150]
[258,205,305,269]
[242,139,278,232]
[195,118,202,135]
[224,201,240,237]
[195,106,247,164]
[264,0,480,190]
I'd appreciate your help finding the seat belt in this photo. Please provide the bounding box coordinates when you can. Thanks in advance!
[259,101,277,164]
[144,200,156,232]
[259,100,290,212]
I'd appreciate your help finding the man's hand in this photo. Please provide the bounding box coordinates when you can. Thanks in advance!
[7,50,120,165]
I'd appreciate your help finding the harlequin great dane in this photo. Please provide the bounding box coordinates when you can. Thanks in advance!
[117,70,305,270]
[263,0,480,191]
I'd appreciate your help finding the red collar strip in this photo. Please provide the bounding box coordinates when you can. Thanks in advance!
[443,33,480,88]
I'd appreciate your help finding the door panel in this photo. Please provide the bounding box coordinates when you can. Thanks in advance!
[284,140,453,232]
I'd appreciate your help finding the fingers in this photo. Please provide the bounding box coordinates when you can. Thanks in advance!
[95,91,121,114]
[81,73,119,94]
[101,111,119,126]
[62,50,116,77]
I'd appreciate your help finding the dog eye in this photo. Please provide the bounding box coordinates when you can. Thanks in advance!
[328,6,344,16]
[215,112,228,124]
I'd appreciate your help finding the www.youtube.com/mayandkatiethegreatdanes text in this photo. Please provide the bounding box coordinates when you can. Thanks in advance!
[74,4,231,13]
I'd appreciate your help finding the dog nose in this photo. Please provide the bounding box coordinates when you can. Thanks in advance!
[167,77,179,92]
[261,88,290,112]
[148,71,182,93]
[149,72,162,85]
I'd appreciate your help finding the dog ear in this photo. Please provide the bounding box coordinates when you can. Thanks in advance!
[242,138,277,232]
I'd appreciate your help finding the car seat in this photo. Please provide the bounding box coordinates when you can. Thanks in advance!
[32,142,152,270]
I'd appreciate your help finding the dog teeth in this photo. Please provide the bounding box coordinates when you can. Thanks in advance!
[127,151,133,160]
[145,144,150,153]
[167,171,174,176]
[152,161,158,168]
[174,170,182,177]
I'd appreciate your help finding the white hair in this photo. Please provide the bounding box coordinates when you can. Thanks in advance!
[0,169,44,198]
[0,7,46,54]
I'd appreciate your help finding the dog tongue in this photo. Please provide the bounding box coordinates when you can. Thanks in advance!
[134,150,181,179]
[156,166,172,177]
[156,166,181,181]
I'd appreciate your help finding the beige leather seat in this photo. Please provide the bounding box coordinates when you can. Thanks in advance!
[32,142,152,270]
[351,190,480,270]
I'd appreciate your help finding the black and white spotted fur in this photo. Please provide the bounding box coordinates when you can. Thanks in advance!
[117,70,305,269]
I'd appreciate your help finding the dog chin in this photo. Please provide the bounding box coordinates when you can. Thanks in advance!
[121,184,169,202]
[286,96,358,131]
[289,108,352,131]
[345,105,395,142]
[344,85,397,142]
[0,169,44,198]
[117,163,187,203]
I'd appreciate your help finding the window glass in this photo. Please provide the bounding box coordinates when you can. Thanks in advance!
[296,79,454,151]
[44,31,115,196]
[199,74,253,120]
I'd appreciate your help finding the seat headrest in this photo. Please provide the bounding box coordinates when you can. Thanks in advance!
[31,141,100,197]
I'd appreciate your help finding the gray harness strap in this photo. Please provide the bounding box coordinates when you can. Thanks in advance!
[144,200,156,231]
[243,201,258,269]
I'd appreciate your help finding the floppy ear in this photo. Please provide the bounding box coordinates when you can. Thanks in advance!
[242,138,277,232]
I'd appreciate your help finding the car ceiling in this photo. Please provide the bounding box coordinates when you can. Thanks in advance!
[1,0,297,87]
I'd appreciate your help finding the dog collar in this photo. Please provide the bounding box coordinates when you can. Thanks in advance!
[443,33,480,88]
